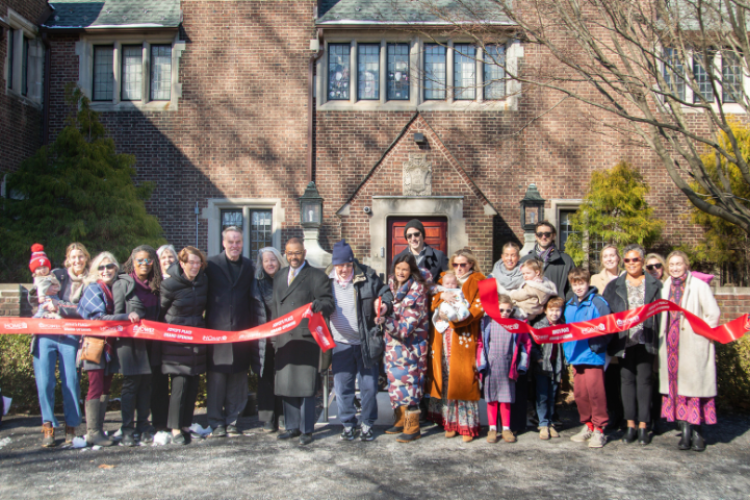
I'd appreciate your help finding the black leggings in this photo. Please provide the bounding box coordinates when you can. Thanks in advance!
[620,344,653,424]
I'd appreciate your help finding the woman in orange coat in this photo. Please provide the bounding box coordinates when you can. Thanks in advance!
[427,248,486,442]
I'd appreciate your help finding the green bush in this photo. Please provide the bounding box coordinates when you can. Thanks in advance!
[716,335,750,413]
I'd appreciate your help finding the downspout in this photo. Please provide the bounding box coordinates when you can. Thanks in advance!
[42,33,51,145]
[307,28,324,183]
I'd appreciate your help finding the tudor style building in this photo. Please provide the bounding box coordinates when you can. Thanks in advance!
[2,0,708,275]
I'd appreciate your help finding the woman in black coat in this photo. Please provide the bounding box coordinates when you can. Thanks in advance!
[113,245,162,446]
[160,246,209,445]
[603,243,662,446]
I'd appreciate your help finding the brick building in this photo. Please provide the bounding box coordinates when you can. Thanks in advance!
[2,0,705,275]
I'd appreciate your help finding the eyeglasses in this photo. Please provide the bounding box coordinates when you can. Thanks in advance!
[499,308,513,314]
[98,263,117,271]
[136,258,153,265]
[452,262,470,268]
[646,263,663,271]
[623,258,642,264]
[536,232,552,238]
[406,232,421,240]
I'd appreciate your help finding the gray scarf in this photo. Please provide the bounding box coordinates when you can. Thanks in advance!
[491,260,525,291]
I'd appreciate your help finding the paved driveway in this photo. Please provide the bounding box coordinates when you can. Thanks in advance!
[1,408,749,499]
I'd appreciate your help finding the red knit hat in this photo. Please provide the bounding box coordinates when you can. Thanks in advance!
[29,243,52,274]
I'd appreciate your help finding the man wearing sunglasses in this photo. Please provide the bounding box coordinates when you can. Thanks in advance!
[205,226,266,438]
[520,221,575,302]
[392,219,448,282]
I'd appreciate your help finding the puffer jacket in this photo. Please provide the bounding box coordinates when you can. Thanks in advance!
[562,286,612,366]
[159,263,208,376]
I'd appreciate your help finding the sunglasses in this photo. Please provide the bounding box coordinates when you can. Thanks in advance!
[499,308,513,314]
[453,262,470,268]
[536,232,552,238]
[98,263,117,271]
[623,258,642,264]
[406,232,421,240]
[136,258,153,265]
[646,263,663,271]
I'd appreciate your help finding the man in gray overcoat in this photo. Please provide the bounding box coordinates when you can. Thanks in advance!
[273,238,335,445]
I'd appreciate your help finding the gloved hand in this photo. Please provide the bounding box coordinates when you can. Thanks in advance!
[311,300,324,313]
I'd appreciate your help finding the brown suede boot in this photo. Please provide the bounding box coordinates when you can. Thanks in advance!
[396,409,421,443]
[41,422,55,448]
[385,406,406,435]
[65,425,77,444]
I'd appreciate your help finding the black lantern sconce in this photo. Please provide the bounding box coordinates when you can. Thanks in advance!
[520,183,545,231]
[299,181,323,228]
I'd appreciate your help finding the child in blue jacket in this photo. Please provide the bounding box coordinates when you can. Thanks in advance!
[563,267,612,448]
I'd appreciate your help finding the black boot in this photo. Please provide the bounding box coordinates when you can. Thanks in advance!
[691,425,706,452]
[678,423,692,450]
[676,420,686,437]
[622,426,637,444]
[637,427,651,446]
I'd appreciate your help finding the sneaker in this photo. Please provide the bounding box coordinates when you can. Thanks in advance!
[121,432,137,447]
[210,425,227,438]
[539,426,550,440]
[487,430,498,443]
[502,429,516,443]
[549,426,560,438]
[588,429,606,448]
[226,425,240,437]
[340,427,357,441]
[140,431,155,444]
[571,426,593,443]
[360,427,375,442]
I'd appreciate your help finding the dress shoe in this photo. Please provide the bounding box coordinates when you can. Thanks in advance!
[277,429,302,440]
[637,427,651,445]
[622,426,638,444]
[262,420,278,433]
[299,433,313,445]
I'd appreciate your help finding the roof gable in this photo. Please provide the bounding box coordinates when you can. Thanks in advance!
[44,0,181,30]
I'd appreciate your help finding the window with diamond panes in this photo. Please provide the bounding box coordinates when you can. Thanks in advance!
[424,44,446,100]
[358,44,380,100]
[387,43,409,100]
[722,51,742,103]
[663,48,685,101]
[21,36,28,96]
[328,44,351,100]
[453,44,476,100]
[484,45,506,100]
[693,51,714,103]
[220,209,243,250]
[121,45,142,101]
[93,46,115,101]
[250,210,273,261]
[150,45,172,101]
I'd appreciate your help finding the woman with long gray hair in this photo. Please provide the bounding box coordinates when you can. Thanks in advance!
[113,245,162,446]
[253,247,286,432]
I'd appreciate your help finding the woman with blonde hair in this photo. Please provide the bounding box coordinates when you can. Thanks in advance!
[590,244,622,292]
[659,251,720,452]
[645,253,668,283]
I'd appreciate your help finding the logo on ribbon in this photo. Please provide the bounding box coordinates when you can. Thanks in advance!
[5,322,27,330]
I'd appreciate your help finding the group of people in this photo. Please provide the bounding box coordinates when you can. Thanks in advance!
[23,217,722,451]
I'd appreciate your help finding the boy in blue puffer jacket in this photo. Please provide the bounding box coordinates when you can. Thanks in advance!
[562,267,612,448]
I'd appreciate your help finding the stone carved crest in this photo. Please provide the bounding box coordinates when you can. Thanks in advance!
[403,154,432,196]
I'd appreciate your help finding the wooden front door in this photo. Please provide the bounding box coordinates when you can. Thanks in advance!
[387,216,448,272]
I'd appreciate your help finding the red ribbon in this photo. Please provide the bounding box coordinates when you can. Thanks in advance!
[478,278,749,345]
[0,303,336,352]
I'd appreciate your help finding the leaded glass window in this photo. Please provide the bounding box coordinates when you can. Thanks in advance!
[121,45,143,101]
[484,45,506,100]
[21,36,28,96]
[387,43,409,100]
[663,48,685,101]
[693,51,714,103]
[722,51,742,103]
[220,209,243,250]
[358,44,379,100]
[150,45,172,101]
[93,45,115,101]
[453,44,475,100]
[424,44,446,100]
[328,44,351,100]
[250,210,273,261]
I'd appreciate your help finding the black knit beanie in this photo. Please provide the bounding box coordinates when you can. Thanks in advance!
[403,219,426,240]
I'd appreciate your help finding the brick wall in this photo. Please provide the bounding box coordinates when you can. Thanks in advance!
[0,0,50,177]
[714,288,750,323]
[0,284,21,317]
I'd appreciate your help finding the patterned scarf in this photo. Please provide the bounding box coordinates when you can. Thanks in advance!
[97,280,115,315]
[535,243,555,263]
[668,275,686,328]
[393,277,415,303]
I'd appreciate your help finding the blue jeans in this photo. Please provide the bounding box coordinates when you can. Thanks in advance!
[535,372,559,428]
[32,335,82,427]
[332,343,379,428]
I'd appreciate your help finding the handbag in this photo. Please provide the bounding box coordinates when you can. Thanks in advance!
[80,336,105,364]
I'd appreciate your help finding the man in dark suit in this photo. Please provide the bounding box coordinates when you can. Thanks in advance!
[391,219,448,280]
[205,226,263,437]
[273,237,335,445]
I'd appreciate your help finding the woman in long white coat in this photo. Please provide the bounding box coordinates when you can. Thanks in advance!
[659,251,720,452]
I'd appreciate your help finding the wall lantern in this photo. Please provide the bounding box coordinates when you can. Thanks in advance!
[520,183,545,231]
[300,181,323,228]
